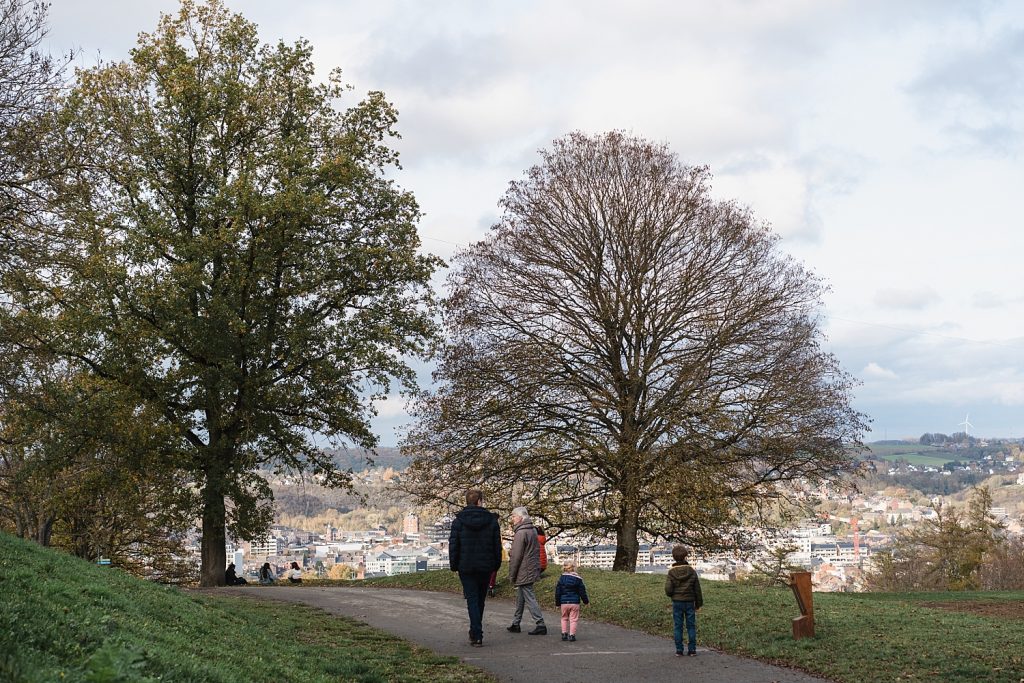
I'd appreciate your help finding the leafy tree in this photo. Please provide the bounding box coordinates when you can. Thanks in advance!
[0,344,197,581]
[0,0,74,274]
[11,0,439,585]
[328,562,355,580]
[867,487,1006,591]
[402,131,866,571]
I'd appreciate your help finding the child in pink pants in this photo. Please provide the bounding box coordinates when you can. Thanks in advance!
[554,561,590,641]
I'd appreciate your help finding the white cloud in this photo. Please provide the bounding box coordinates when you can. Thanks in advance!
[862,362,898,380]
[42,0,1024,442]
[873,288,940,311]
[372,395,412,419]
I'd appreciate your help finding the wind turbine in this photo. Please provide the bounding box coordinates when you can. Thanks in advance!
[958,414,974,437]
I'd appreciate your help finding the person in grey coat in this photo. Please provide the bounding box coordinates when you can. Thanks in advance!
[506,507,547,635]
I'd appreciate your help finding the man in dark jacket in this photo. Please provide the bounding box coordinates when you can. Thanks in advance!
[449,488,502,647]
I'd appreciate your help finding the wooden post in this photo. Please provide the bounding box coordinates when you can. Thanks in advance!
[789,571,814,639]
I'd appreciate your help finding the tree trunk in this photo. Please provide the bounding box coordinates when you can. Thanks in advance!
[200,471,227,587]
[35,516,54,547]
[612,500,640,572]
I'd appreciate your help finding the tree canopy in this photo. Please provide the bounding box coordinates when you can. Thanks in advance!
[2,0,440,585]
[403,131,866,571]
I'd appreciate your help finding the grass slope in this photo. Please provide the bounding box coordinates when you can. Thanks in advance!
[0,533,491,683]
[367,569,1024,682]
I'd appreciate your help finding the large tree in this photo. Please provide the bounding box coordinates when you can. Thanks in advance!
[403,131,866,571]
[9,0,440,585]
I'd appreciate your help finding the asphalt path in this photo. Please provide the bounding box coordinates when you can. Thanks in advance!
[214,585,832,683]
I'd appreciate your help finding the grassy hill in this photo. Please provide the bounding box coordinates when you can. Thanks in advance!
[5,530,1023,682]
[368,569,1024,682]
[0,533,490,682]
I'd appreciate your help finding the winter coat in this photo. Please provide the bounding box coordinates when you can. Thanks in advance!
[554,572,589,606]
[508,521,541,586]
[665,562,703,608]
[537,532,548,573]
[448,505,502,574]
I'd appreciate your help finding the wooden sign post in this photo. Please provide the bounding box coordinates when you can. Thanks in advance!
[789,571,814,639]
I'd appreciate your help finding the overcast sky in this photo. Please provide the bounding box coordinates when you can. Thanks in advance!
[43,0,1024,445]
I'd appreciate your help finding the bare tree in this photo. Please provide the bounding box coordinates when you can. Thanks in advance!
[403,131,867,571]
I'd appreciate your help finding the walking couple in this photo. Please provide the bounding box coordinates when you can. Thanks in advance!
[448,489,547,646]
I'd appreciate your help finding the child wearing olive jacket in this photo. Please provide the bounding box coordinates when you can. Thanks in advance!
[664,545,703,656]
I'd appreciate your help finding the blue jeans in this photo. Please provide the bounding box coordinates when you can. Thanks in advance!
[459,571,491,641]
[672,600,697,654]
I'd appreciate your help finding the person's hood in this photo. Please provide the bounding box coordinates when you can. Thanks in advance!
[668,562,695,578]
[456,505,497,530]
[561,571,581,579]
[513,521,536,533]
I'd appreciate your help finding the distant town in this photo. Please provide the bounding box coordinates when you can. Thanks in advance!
[201,438,1024,593]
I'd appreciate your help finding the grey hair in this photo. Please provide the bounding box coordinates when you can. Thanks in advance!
[511,506,531,523]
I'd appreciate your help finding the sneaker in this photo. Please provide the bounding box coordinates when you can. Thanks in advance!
[488,588,495,597]
[675,651,685,657]
[470,640,483,647]
[527,624,547,635]
[687,651,696,657]
[561,633,568,641]
[568,634,576,642]
[506,624,521,633]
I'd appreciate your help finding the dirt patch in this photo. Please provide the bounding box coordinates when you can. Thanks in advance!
[922,600,1024,620]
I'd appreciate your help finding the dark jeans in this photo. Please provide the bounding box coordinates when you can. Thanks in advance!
[672,600,697,654]
[459,571,491,641]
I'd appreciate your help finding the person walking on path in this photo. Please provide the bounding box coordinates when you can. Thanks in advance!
[665,545,703,656]
[554,560,589,641]
[506,507,547,635]
[449,488,502,647]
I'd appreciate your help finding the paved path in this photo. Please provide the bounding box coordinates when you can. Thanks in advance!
[215,586,831,683]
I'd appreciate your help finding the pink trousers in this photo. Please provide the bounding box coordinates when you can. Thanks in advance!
[560,604,580,635]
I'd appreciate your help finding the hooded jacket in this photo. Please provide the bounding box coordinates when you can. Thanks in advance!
[508,521,541,586]
[664,562,703,608]
[554,572,589,606]
[448,505,502,574]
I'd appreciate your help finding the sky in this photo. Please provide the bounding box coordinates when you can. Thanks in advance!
[43,0,1024,445]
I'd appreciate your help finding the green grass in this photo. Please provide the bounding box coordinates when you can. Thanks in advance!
[367,569,1024,682]
[0,533,492,683]
[876,452,958,467]
[865,443,960,466]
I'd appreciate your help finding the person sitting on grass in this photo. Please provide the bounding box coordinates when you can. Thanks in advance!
[225,562,247,586]
[259,562,275,585]
[288,561,303,584]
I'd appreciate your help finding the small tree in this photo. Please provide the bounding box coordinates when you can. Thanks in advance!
[867,487,1006,591]
[403,131,866,571]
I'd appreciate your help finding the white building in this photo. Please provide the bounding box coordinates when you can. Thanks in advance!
[364,548,424,576]
[249,534,283,557]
